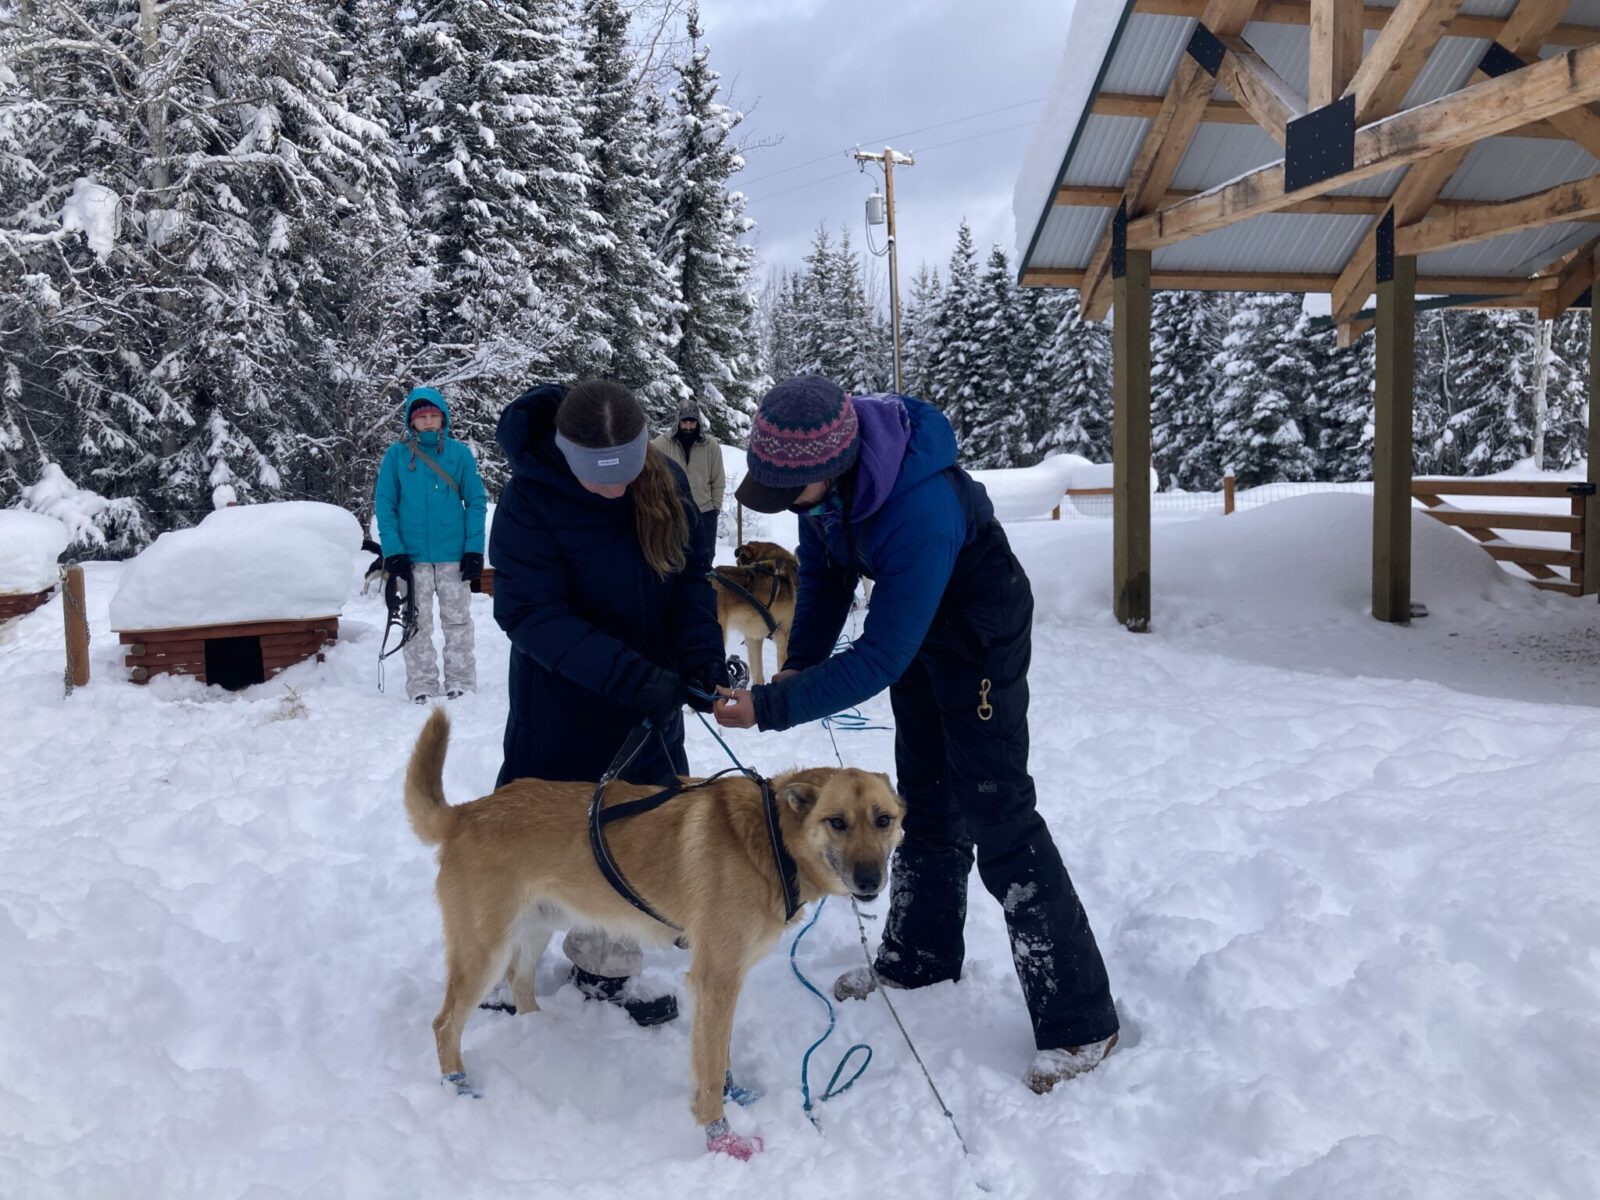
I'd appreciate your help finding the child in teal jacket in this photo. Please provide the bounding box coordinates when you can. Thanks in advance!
[375,386,489,702]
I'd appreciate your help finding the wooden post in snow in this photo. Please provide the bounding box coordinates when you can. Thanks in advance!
[61,565,90,690]
[1223,474,1236,515]
[1372,211,1416,623]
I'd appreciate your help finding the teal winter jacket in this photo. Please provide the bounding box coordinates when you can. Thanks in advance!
[374,389,488,564]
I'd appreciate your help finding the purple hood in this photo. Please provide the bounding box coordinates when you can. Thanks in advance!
[849,394,913,521]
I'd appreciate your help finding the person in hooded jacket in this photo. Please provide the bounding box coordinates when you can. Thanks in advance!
[650,398,726,552]
[374,386,488,703]
[713,375,1120,1093]
[488,379,729,1027]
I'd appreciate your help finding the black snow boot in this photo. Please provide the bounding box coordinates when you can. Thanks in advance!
[568,966,679,1027]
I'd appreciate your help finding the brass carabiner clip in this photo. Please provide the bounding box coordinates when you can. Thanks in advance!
[977,678,993,722]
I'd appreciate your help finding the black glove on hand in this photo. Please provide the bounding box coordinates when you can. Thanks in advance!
[384,554,413,580]
[684,660,732,714]
[635,669,690,720]
[459,552,484,584]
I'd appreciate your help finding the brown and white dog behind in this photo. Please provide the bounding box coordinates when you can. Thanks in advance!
[710,541,798,685]
[403,709,904,1158]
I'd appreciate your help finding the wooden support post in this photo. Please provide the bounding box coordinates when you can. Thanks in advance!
[1223,474,1236,514]
[1310,0,1364,109]
[1587,304,1600,597]
[1113,239,1153,632]
[1372,217,1416,623]
[61,565,90,689]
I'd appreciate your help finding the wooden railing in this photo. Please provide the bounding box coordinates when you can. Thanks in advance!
[1412,478,1597,596]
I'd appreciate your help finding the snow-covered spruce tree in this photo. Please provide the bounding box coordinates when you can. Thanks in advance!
[1150,290,1224,489]
[657,5,759,440]
[1006,283,1054,466]
[757,268,806,387]
[1208,292,1319,487]
[1033,288,1112,463]
[899,263,942,400]
[574,0,684,417]
[832,228,890,394]
[396,0,595,480]
[926,220,983,448]
[961,244,1026,468]
[1445,309,1537,473]
[790,225,839,379]
[1544,310,1591,470]
[1414,309,1456,475]
[1307,324,1375,483]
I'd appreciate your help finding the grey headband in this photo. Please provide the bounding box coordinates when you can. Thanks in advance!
[554,427,650,486]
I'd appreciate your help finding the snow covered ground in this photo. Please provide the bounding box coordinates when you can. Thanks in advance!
[3,495,1599,1198]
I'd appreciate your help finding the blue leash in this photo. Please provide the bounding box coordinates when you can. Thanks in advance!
[693,710,874,1126]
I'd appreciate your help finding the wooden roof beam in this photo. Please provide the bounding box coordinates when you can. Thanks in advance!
[1329,0,1575,326]
[1131,0,1600,48]
[1539,236,1600,319]
[1343,0,1463,125]
[1397,173,1600,257]
[1215,33,1307,146]
[1129,42,1600,251]
[1310,0,1364,109]
[1076,0,1267,323]
[1051,184,1585,220]
[1021,267,1547,297]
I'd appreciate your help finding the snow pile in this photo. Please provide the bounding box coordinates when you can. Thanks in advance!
[109,501,363,631]
[0,509,69,593]
[972,456,1159,521]
[1012,0,1113,264]
[18,461,145,553]
[60,178,118,260]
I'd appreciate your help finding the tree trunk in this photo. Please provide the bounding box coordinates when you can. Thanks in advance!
[1530,314,1553,469]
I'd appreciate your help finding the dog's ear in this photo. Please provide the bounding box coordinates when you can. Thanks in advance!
[780,782,819,816]
[875,772,895,794]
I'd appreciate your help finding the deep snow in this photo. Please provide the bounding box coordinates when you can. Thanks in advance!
[3,493,1599,1199]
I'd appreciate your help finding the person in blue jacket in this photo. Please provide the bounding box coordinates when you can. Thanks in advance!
[715,375,1119,1092]
[488,379,729,1027]
[374,386,488,703]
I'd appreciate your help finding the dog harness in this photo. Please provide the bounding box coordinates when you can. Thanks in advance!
[707,567,783,637]
[588,719,801,932]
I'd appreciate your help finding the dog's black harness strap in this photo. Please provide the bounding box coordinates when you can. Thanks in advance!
[762,779,801,922]
[708,569,780,637]
[588,720,684,933]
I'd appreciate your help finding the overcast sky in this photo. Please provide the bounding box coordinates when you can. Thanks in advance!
[696,0,1079,290]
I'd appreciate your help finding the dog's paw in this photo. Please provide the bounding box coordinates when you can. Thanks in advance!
[442,1071,482,1099]
[705,1117,763,1161]
[723,1071,763,1107]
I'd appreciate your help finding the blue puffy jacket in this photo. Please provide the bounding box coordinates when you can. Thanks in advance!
[490,384,725,786]
[374,388,488,564]
[752,396,996,732]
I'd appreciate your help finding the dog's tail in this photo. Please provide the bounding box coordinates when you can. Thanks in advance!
[404,708,456,845]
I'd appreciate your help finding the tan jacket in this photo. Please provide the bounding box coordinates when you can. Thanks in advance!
[652,430,726,514]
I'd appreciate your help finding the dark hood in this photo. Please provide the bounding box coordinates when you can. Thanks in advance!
[496,384,588,496]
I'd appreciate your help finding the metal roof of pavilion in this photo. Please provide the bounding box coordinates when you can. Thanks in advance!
[1015,0,1600,292]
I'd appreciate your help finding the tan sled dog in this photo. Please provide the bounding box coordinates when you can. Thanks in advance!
[711,541,798,685]
[404,709,904,1156]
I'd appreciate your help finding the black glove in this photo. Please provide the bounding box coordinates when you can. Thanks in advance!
[684,660,732,714]
[459,552,484,584]
[384,554,412,580]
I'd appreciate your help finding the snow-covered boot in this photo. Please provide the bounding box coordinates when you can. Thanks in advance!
[568,966,679,1027]
[832,965,909,1002]
[705,1117,763,1160]
[1024,1032,1118,1094]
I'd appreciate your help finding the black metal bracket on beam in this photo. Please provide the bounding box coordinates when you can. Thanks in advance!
[1185,23,1226,77]
[1575,286,1594,310]
[1376,208,1396,285]
[1285,95,1355,193]
[1111,201,1128,279]
[1568,482,1598,497]
[1478,41,1526,79]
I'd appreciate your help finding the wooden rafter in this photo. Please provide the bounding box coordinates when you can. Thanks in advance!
[1050,184,1583,221]
[1131,0,1600,47]
[1128,42,1600,251]
[1215,34,1307,146]
[1328,0,1575,327]
[1541,236,1600,319]
[1092,91,1584,141]
[1310,0,1363,108]
[1021,268,1547,298]
[1397,174,1600,257]
[1076,0,1266,323]
[1342,0,1463,124]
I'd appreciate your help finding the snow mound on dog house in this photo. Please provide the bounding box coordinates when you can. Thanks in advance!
[0,509,70,593]
[110,502,363,631]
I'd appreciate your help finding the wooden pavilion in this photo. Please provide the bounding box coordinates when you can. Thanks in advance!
[1015,0,1600,629]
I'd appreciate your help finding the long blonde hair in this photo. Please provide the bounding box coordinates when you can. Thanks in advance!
[557,380,689,577]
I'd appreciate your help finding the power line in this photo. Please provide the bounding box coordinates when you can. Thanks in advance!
[736,95,1044,189]
[744,167,858,204]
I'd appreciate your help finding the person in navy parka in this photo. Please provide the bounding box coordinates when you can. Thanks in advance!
[488,379,728,1027]
[714,375,1120,1092]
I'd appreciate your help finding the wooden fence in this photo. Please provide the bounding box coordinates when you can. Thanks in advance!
[1412,478,1597,596]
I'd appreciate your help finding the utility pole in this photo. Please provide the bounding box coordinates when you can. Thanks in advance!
[855,146,915,393]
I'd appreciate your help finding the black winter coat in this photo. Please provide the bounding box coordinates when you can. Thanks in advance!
[490,385,725,788]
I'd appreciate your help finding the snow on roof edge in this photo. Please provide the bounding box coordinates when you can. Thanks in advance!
[1012,0,1141,278]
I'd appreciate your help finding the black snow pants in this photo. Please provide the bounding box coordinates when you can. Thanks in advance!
[875,521,1119,1051]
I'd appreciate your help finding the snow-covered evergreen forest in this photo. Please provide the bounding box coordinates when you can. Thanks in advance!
[759,218,1594,486]
[0,0,758,551]
[2,0,1590,556]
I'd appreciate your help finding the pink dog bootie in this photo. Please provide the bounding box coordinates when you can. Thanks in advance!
[705,1117,763,1160]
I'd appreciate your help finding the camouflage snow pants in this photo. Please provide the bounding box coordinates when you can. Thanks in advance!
[402,562,476,700]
